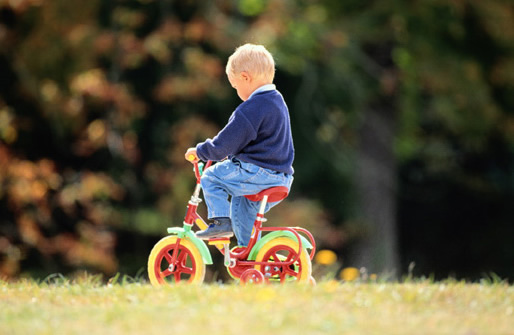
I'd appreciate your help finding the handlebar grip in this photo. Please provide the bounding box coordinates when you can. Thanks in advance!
[187,154,196,162]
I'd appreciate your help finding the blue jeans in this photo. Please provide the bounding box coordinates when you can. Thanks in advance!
[200,158,293,246]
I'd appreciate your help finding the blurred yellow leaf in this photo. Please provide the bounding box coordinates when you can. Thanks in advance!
[340,267,360,282]
[314,249,337,266]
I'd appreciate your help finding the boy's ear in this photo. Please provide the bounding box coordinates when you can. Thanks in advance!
[241,71,251,82]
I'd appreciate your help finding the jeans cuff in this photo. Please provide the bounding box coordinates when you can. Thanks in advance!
[209,212,230,219]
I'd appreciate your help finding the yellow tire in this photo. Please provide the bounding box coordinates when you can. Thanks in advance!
[147,236,206,285]
[254,237,312,283]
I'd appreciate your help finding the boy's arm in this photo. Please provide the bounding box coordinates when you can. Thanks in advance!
[196,110,256,161]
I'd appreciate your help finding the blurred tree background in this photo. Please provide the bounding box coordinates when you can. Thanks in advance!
[1,0,513,281]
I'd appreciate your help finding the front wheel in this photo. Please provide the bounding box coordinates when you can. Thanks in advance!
[254,237,312,283]
[147,235,206,285]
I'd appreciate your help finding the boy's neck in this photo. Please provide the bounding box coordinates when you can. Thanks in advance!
[249,79,272,92]
[248,83,275,100]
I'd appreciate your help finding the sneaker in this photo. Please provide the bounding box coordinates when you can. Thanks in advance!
[195,218,234,239]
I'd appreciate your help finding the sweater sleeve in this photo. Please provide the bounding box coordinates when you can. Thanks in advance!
[196,109,257,161]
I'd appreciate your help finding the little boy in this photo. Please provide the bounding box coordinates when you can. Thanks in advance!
[184,43,294,246]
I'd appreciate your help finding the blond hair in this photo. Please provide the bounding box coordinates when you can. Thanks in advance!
[226,44,275,83]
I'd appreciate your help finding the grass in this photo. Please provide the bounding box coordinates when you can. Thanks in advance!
[1,275,513,335]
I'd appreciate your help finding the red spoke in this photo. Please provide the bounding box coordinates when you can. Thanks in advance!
[284,252,293,262]
[284,266,299,278]
[161,269,173,278]
[173,249,193,274]
[163,251,173,264]
[168,247,195,280]
[279,271,287,283]
[181,266,193,274]
[284,250,301,279]
[176,257,194,274]
[270,252,279,262]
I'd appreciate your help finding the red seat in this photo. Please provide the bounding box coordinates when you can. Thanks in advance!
[244,186,289,202]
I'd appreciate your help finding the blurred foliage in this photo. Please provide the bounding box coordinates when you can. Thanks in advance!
[0,0,513,280]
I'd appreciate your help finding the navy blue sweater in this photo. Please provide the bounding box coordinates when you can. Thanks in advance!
[196,90,294,175]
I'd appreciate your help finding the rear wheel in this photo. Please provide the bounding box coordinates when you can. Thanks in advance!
[254,237,312,283]
[147,236,206,285]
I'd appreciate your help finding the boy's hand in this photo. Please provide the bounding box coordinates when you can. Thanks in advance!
[185,147,199,163]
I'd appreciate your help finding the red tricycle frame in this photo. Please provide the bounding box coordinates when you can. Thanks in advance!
[147,160,316,284]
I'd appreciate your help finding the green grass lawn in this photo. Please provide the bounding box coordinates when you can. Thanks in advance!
[1,278,513,335]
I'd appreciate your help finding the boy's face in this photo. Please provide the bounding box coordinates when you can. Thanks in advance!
[228,72,253,101]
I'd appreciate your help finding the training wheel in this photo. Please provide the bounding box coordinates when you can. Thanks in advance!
[240,269,265,285]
